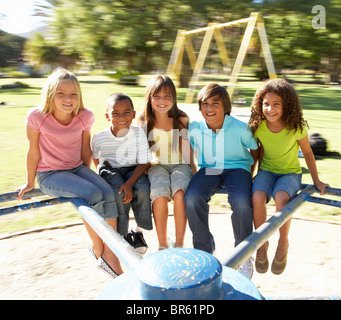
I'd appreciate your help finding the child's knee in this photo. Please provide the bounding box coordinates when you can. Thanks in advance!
[85,187,104,205]
[252,190,268,206]
[184,188,197,204]
[229,191,252,212]
[116,191,125,203]
[152,196,169,214]
[184,188,208,211]
[274,190,290,208]
[173,189,185,201]
[134,181,150,196]
[134,185,150,204]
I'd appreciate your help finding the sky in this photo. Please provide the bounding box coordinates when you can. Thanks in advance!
[0,0,47,35]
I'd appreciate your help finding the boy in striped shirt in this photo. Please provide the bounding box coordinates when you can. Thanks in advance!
[92,93,153,254]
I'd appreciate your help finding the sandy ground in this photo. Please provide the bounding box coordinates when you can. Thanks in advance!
[0,207,340,300]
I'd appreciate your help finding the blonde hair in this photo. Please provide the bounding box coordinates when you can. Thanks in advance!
[40,67,84,115]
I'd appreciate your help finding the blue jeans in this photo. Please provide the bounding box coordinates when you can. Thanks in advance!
[37,165,118,219]
[99,166,152,236]
[184,167,253,253]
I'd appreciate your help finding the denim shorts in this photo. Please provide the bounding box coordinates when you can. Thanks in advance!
[148,163,193,204]
[252,170,302,202]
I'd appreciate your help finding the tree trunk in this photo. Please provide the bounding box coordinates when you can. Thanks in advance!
[327,58,340,84]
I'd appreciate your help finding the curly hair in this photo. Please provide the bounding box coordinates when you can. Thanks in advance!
[248,79,308,135]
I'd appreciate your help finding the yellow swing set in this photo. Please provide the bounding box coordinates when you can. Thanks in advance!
[166,12,277,103]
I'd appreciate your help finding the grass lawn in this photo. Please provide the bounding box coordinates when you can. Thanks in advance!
[0,75,340,234]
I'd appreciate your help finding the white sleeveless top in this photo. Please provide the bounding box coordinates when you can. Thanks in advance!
[149,128,182,165]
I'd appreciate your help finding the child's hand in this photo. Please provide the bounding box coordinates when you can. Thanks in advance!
[16,184,34,201]
[118,183,133,203]
[315,181,330,195]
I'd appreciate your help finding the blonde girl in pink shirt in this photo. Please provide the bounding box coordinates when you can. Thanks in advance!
[17,68,123,277]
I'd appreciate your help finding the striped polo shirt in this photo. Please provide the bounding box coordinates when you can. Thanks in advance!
[91,125,152,168]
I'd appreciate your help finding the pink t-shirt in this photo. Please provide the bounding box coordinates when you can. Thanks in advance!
[26,107,95,172]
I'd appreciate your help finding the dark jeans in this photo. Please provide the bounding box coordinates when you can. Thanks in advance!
[99,165,152,236]
[184,167,253,254]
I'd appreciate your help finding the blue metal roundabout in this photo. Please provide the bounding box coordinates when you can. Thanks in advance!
[98,248,263,300]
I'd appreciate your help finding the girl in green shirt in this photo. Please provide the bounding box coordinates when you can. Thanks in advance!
[248,79,329,275]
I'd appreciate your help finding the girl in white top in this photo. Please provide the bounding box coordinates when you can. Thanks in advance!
[138,75,196,250]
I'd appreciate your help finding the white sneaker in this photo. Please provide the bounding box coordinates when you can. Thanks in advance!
[238,257,254,279]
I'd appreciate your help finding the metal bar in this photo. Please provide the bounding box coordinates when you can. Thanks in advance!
[182,17,251,35]
[223,185,316,270]
[306,196,341,208]
[70,198,142,270]
[213,27,230,68]
[256,18,277,79]
[166,29,186,84]
[227,12,258,97]
[324,187,341,197]
[184,36,197,70]
[0,189,142,269]
[185,25,215,103]
[300,184,341,197]
[0,197,70,216]
[0,188,44,203]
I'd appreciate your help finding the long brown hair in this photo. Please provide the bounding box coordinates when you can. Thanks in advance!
[140,75,188,149]
[248,79,308,135]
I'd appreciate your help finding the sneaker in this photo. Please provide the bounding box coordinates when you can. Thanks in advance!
[123,232,134,246]
[238,257,254,279]
[131,230,148,255]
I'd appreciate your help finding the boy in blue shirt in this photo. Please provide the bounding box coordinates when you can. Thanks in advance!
[184,83,258,278]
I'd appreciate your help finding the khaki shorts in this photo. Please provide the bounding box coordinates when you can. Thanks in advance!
[148,163,193,204]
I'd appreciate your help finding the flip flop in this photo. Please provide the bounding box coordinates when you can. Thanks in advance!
[89,244,119,278]
[88,244,97,261]
[97,256,119,278]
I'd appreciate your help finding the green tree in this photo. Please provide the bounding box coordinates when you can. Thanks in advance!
[257,0,340,82]
[25,0,340,83]
[46,0,256,71]
[24,33,78,71]
[0,31,26,68]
